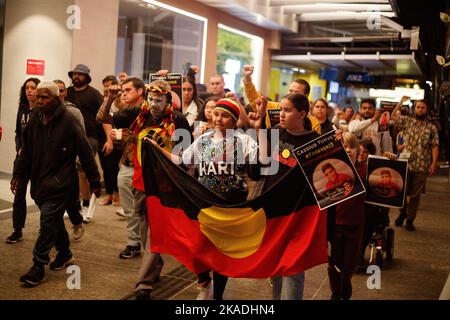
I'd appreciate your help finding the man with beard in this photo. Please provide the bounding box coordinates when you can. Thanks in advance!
[348,98,393,155]
[391,99,439,231]
[66,64,112,221]
[12,81,100,287]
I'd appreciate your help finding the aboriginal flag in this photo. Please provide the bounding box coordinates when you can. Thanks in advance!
[142,141,328,278]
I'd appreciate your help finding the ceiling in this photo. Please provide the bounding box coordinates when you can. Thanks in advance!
[271,52,421,76]
[195,0,429,77]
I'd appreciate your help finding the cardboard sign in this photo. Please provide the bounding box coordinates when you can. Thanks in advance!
[27,59,45,76]
[365,155,408,208]
[294,130,366,210]
[150,73,183,111]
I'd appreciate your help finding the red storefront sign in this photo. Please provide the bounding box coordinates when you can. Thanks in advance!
[26,59,45,76]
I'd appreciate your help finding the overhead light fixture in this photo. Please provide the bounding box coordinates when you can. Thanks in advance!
[255,13,264,23]
[330,37,354,43]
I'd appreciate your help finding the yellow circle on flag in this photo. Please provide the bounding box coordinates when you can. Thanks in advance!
[198,207,267,259]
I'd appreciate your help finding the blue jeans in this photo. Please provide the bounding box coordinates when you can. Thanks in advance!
[33,198,71,265]
[272,272,305,300]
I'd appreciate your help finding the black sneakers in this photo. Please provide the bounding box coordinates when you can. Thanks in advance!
[20,263,45,287]
[405,220,416,231]
[119,245,141,259]
[395,211,408,227]
[49,253,75,271]
[135,289,152,300]
[6,230,23,244]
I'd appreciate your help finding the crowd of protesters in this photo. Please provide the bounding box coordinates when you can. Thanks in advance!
[3,60,445,301]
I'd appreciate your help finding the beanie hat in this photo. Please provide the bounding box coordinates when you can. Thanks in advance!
[215,98,240,122]
[37,81,60,97]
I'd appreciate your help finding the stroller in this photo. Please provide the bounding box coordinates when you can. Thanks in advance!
[367,223,394,269]
[362,205,394,269]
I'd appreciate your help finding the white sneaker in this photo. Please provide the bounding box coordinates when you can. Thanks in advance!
[73,223,84,241]
[115,207,126,217]
[196,280,213,300]
[81,207,91,223]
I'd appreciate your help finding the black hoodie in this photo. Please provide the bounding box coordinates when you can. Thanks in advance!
[13,101,100,203]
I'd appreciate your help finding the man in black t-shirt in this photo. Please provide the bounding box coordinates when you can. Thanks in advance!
[66,64,112,221]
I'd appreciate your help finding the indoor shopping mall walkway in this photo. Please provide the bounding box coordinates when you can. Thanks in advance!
[0,167,449,300]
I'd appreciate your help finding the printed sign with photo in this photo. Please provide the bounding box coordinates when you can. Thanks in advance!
[267,109,280,127]
[365,155,408,208]
[378,110,390,132]
[150,73,183,111]
[294,130,366,210]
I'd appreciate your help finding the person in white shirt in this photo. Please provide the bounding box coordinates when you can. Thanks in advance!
[348,98,393,155]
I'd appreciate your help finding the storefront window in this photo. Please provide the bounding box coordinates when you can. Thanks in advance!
[116,0,206,83]
[217,24,263,99]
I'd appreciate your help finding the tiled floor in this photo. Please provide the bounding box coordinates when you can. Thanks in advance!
[0,168,449,300]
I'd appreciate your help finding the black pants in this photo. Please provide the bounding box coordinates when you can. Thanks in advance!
[12,178,29,230]
[33,197,72,265]
[66,199,83,225]
[197,271,229,300]
[328,224,363,300]
[98,147,121,195]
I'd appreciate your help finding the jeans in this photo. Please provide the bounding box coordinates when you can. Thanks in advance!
[272,272,305,300]
[117,164,140,247]
[33,197,71,265]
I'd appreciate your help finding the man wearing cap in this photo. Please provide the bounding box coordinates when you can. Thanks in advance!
[66,64,113,221]
[11,81,101,287]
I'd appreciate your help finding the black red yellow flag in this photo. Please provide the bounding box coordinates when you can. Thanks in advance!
[142,141,328,278]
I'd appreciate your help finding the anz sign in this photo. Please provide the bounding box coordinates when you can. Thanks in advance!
[345,72,375,84]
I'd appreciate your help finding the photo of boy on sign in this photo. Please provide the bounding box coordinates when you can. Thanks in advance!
[295,130,365,210]
[370,168,402,198]
[314,159,355,201]
[365,155,408,208]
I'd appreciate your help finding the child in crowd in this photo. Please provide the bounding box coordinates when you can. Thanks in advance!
[327,132,366,300]
[193,97,218,139]
[151,97,257,300]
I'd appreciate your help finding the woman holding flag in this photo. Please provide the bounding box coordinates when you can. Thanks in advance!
[248,93,326,300]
